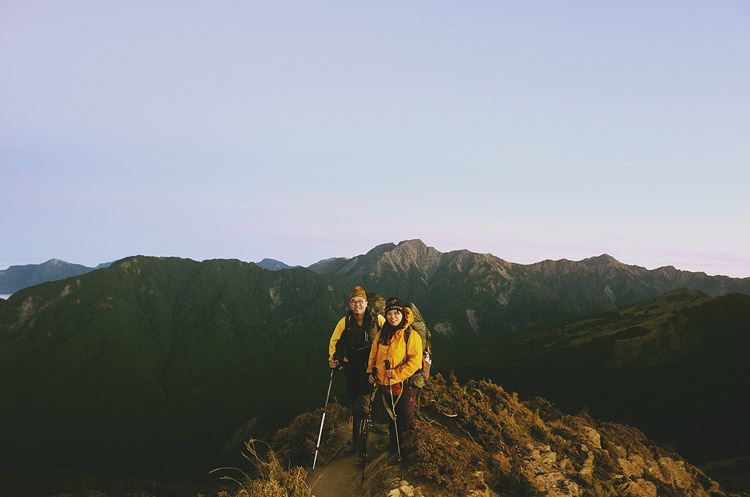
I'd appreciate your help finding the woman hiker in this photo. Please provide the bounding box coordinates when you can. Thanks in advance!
[328,286,385,460]
[367,297,423,464]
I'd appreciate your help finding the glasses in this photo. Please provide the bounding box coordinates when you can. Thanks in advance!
[349,299,367,306]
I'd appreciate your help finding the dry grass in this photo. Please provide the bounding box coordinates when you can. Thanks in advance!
[211,440,311,497]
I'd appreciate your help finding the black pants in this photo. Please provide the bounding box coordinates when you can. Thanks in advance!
[343,358,374,446]
[343,359,373,416]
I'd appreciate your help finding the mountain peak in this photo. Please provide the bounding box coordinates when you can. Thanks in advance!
[396,239,429,249]
[363,242,398,257]
[377,239,444,277]
[581,254,621,266]
[257,258,297,271]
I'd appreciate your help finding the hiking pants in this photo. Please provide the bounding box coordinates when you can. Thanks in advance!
[383,383,417,445]
[343,360,372,417]
[343,359,373,446]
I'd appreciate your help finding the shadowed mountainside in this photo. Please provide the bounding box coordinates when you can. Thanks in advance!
[0,256,350,480]
[464,289,750,492]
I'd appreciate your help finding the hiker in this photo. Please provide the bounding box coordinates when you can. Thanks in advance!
[328,286,385,459]
[367,297,423,463]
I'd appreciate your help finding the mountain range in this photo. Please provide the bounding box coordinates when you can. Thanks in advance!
[0,259,110,294]
[0,258,299,297]
[1,240,748,494]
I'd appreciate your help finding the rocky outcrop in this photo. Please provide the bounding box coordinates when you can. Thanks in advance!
[404,374,727,497]
[267,372,729,497]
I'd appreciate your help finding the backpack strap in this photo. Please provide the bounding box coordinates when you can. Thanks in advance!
[395,329,411,369]
[382,385,404,421]
[397,328,425,371]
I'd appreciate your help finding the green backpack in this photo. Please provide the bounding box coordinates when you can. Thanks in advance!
[403,301,432,389]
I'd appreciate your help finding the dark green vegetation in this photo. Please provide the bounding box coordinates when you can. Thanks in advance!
[0,258,105,294]
[0,240,748,494]
[463,288,750,492]
[0,257,352,482]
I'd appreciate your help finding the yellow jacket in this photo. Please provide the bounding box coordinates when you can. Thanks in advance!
[329,313,386,361]
[367,307,423,385]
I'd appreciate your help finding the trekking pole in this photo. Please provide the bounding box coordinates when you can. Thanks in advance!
[312,368,335,470]
[385,359,402,463]
[361,369,377,483]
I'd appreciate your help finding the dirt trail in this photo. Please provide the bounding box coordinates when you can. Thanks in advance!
[307,423,391,497]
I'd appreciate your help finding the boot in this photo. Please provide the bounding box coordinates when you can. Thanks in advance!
[400,429,416,459]
[346,412,367,456]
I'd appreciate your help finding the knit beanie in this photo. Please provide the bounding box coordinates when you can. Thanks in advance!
[385,297,403,314]
[349,286,367,301]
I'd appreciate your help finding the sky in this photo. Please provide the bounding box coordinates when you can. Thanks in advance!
[1,1,749,277]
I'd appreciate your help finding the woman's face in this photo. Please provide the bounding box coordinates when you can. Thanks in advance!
[386,309,403,326]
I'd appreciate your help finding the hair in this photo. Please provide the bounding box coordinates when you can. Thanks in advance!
[378,310,404,345]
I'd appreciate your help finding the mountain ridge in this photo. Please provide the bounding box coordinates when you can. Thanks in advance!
[256,258,300,271]
[0,259,108,294]
[6,240,747,297]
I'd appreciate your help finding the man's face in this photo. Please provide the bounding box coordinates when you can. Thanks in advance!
[349,297,367,316]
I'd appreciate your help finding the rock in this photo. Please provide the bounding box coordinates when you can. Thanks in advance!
[616,478,657,497]
[541,451,557,466]
[618,454,648,478]
[398,485,414,497]
[610,444,628,459]
[579,451,595,483]
[582,427,602,450]
[384,480,420,497]
[658,457,692,490]
[467,471,491,497]
[534,471,582,497]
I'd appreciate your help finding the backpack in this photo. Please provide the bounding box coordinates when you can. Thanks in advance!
[365,292,386,317]
[403,301,432,389]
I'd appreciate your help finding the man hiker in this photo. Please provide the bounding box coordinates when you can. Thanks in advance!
[328,286,386,461]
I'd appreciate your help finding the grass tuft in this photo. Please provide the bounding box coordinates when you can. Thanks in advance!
[211,439,311,497]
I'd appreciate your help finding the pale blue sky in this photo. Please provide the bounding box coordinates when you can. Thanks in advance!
[2,1,749,277]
